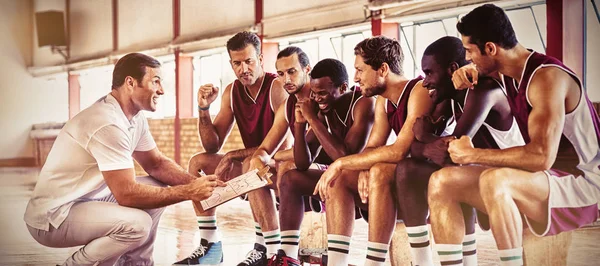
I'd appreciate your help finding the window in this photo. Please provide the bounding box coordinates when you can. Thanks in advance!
[79,65,114,110]
[397,3,547,78]
[192,51,236,116]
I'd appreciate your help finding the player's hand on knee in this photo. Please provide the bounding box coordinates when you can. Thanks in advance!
[187,175,222,201]
[358,171,369,204]
[214,155,234,181]
[314,161,342,200]
[452,63,478,90]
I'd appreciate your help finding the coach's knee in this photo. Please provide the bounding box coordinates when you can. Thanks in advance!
[479,168,512,203]
[113,210,153,246]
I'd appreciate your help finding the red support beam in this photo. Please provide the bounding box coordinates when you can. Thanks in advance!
[66,0,71,59]
[172,0,182,164]
[174,49,182,165]
[255,0,264,47]
[547,0,584,79]
[173,0,180,40]
[68,73,80,119]
[371,10,382,36]
[371,10,399,40]
[112,0,118,51]
[262,42,278,74]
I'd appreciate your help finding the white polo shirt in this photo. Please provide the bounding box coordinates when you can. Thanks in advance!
[24,93,157,231]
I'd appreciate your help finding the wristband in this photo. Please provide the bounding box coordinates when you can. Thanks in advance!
[198,105,210,111]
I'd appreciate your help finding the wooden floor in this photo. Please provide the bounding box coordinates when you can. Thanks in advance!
[0,167,598,265]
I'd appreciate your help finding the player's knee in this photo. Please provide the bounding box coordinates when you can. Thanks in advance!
[277,160,296,178]
[188,152,212,173]
[428,168,452,201]
[479,168,511,202]
[278,169,299,193]
[369,163,394,187]
[242,155,253,166]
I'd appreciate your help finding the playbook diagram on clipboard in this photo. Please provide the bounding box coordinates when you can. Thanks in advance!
[200,167,272,210]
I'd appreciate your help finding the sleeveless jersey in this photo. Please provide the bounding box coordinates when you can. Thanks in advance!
[230,72,278,148]
[285,88,364,164]
[386,77,424,135]
[501,51,600,185]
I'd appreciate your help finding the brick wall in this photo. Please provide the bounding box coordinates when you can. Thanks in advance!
[135,117,246,175]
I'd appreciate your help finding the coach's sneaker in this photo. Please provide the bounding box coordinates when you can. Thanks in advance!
[237,243,268,266]
[267,249,301,266]
[173,239,223,265]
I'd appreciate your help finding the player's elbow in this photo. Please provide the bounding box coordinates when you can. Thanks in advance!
[295,160,311,171]
[527,146,556,172]
[203,143,220,154]
[538,154,556,171]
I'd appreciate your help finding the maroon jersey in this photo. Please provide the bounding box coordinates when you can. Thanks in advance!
[230,72,278,148]
[500,51,600,144]
[386,77,424,135]
[285,88,363,164]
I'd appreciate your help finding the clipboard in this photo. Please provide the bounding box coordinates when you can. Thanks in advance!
[199,166,273,210]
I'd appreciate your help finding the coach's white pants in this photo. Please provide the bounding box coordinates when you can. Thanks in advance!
[27,176,166,266]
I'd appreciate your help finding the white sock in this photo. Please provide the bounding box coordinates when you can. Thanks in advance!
[406,225,434,266]
[255,222,266,246]
[280,230,300,259]
[462,233,477,266]
[365,241,389,266]
[436,244,463,266]
[263,229,281,256]
[498,247,523,266]
[197,216,220,243]
[328,234,351,266]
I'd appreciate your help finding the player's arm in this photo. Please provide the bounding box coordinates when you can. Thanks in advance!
[413,80,501,165]
[363,96,393,153]
[270,78,289,113]
[336,82,432,171]
[273,148,293,161]
[307,97,375,160]
[451,68,568,171]
[198,84,235,153]
[293,105,324,170]
[451,78,503,138]
[340,96,375,155]
[249,102,292,171]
